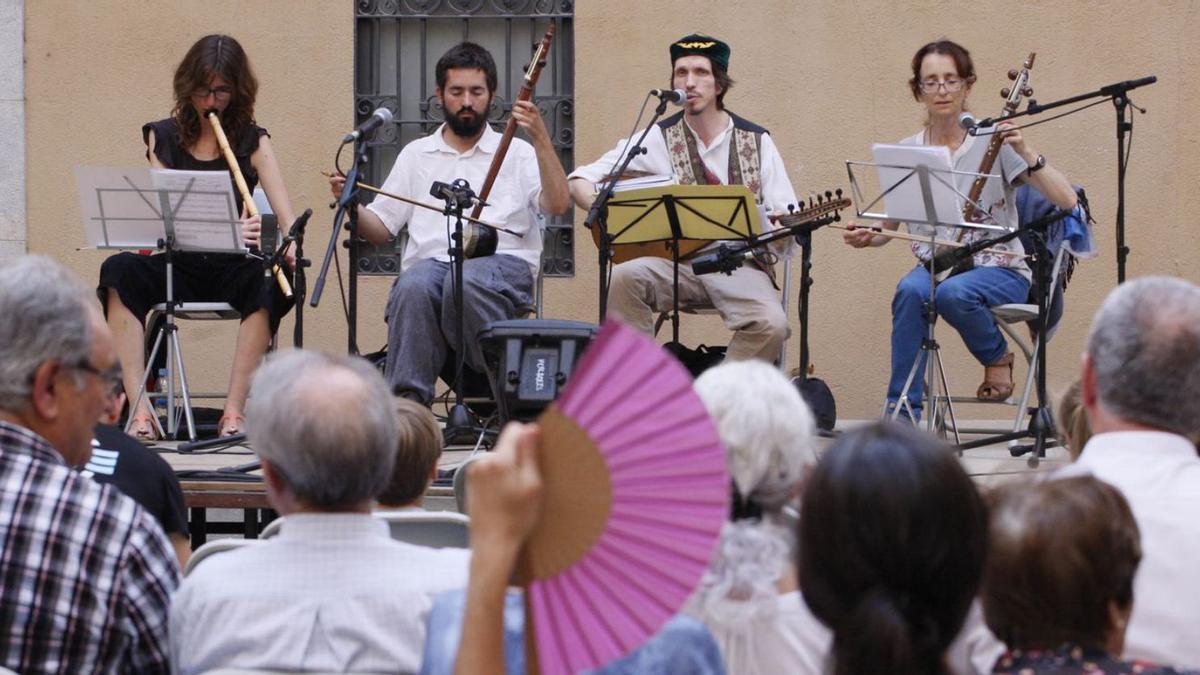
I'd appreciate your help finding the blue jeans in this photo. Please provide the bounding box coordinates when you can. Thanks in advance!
[889,264,1029,414]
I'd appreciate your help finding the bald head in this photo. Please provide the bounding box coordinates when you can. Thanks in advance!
[247,350,398,509]
[1085,276,1200,437]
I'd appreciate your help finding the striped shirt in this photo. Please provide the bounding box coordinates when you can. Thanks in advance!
[0,421,179,674]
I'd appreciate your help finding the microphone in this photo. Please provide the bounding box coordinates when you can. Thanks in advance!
[692,243,754,276]
[1099,75,1157,96]
[343,107,393,143]
[650,88,687,105]
[958,112,978,131]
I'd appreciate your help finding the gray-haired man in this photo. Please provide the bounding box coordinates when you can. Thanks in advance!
[0,255,178,673]
[1070,276,1200,668]
[170,349,470,674]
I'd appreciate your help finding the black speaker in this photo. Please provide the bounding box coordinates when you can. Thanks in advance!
[478,319,598,423]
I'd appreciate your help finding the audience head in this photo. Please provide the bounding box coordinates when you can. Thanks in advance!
[1084,276,1200,440]
[376,398,443,508]
[798,422,987,675]
[1056,379,1091,459]
[695,360,816,518]
[0,255,116,465]
[247,350,398,512]
[983,476,1141,656]
[689,361,817,612]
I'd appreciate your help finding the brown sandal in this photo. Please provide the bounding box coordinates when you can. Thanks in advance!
[217,412,247,437]
[977,352,1015,402]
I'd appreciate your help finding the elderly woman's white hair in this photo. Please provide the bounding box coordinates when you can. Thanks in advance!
[694,360,817,511]
[688,360,818,620]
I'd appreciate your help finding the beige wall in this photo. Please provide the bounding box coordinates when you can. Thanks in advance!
[25,1,1200,419]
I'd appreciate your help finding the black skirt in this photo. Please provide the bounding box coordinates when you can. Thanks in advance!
[97,251,292,331]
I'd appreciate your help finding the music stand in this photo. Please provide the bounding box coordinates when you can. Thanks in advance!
[76,167,242,441]
[602,184,761,345]
[845,153,1001,438]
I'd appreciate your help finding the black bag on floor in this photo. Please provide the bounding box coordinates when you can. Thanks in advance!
[663,342,726,378]
[795,376,837,432]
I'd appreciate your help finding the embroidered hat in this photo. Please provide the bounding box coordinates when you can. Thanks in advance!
[670,33,731,72]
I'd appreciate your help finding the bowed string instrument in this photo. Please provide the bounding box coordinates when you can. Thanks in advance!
[461,24,556,258]
[930,52,1036,281]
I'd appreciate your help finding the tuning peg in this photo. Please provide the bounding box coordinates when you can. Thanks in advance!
[808,194,815,208]
[824,190,833,200]
[1008,69,1019,81]
[834,212,841,222]
[788,203,796,214]
[835,188,843,198]
[1001,87,1011,98]
[1022,86,1033,97]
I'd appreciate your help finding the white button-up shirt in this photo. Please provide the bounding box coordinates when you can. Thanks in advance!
[170,513,470,674]
[368,123,545,276]
[1065,431,1200,669]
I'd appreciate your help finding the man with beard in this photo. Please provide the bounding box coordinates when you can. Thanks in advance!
[569,34,797,363]
[330,42,570,403]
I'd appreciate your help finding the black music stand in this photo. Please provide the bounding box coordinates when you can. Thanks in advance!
[602,184,760,345]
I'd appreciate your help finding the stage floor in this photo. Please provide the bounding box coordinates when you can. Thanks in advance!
[160,418,1069,524]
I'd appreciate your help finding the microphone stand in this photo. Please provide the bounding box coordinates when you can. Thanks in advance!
[585,95,674,321]
[267,209,313,348]
[949,206,1075,459]
[312,136,369,354]
[432,180,481,444]
[690,204,842,435]
[969,76,1155,283]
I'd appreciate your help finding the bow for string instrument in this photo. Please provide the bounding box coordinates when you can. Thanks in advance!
[930,52,1036,281]
[205,109,293,298]
[463,24,555,258]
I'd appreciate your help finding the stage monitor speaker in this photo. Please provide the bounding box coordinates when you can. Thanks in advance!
[479,319,598,423]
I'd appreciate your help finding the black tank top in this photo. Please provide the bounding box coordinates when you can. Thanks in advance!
[141,117,269,216]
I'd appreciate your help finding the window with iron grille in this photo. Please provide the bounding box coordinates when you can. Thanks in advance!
[353,0,575,277]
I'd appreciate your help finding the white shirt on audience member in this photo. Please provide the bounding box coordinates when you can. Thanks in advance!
[366,122,545,277]
[696,590,1002,674]
[1064,431,1200,669]
[169,513,470,674]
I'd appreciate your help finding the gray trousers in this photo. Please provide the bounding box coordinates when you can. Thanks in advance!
[385,254,534,404]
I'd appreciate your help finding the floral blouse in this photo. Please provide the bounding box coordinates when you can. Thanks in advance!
[994,643,1200,674]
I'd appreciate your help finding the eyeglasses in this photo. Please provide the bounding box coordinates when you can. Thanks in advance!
[71,360,123,388]
[919,78,970,94]
[192,86,233,101]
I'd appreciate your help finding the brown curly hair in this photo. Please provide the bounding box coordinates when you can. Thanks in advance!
[908,39,976,101]
[171,34,258,150]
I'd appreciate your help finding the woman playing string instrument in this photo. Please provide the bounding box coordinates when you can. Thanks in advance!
[98,34,295,439]
[843,40,1076,417]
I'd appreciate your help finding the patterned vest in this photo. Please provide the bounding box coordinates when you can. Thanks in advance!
[658,111,775,282]
[657,110,767,199]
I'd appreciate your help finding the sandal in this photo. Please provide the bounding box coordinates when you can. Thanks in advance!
[128,413,161,442]
[217,412,247,438]
[977,352,1016,402]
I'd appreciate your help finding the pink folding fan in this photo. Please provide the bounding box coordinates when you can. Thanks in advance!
[517,318,729,674]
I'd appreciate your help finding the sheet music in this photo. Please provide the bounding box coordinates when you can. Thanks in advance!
[871,144,962,226]
[75,166,244,253]
[150,169,243,251]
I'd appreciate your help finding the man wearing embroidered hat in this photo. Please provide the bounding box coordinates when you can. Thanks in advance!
[570,33,799,363]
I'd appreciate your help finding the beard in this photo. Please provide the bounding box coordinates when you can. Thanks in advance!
[444,103,488,138]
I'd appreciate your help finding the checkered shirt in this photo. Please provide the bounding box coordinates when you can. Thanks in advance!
[0,421,180,674]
